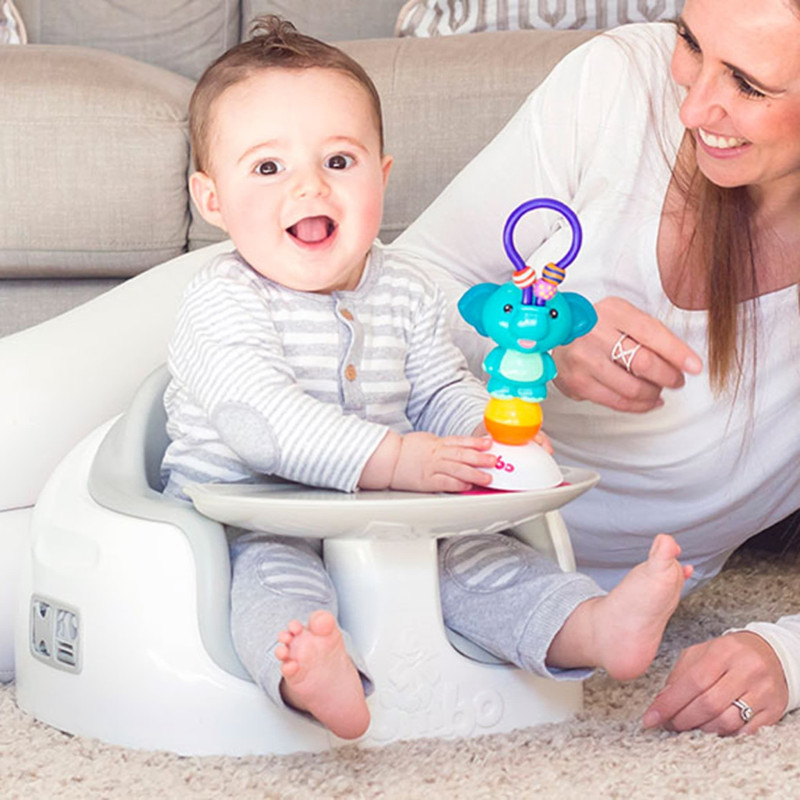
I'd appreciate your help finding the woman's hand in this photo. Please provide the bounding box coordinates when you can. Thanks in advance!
[642,631,789,735]
[552,297,703,413]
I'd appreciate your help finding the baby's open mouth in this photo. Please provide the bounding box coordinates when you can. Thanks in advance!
[287,216,336,244]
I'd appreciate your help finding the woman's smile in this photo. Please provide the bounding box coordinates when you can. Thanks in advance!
[696,127,749,150]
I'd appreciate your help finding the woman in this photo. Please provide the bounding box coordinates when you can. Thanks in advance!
[385,0,800,735]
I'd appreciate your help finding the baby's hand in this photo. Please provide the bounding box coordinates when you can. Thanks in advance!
[390,432,496,493]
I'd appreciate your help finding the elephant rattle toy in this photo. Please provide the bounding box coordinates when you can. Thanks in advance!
[458,198,597,489]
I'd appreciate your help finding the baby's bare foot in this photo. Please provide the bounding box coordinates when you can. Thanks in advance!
[589,533,692,680]
[547,534,692,679]
[276,610,370,739]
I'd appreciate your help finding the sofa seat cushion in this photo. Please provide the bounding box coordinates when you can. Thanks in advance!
[0,45,194,280]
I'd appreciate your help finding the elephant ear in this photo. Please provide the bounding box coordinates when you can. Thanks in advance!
[457,283,500,338]
[561,292,598,344]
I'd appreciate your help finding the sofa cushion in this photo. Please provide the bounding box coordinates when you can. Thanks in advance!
[396,0,682,36]
[0,45,194,279]
[13,0,239,80]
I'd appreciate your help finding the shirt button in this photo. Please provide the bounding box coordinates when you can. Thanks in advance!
[345,364,357,381]
[340,309,354,321]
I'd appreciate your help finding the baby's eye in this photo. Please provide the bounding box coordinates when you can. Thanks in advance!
[256,160,284,176]
[326,154,355,170]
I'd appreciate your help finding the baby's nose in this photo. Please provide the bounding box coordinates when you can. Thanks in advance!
[293,167,330,198]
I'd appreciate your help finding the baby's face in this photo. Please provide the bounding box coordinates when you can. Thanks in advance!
[193,67,392,293]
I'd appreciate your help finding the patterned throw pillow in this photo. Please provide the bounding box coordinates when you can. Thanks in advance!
[0,0,25,44]
[396,0,683,36]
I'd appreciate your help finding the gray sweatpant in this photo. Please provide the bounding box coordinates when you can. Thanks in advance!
[229,531,605,709]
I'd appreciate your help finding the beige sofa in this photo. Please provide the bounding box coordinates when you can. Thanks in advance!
[0,0,602,682]
[0,0,595,336]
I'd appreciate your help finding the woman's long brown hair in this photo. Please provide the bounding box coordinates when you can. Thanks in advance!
[673,132,759,395]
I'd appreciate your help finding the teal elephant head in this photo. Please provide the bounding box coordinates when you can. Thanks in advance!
[458,281,597,401]
[459,281,596,354]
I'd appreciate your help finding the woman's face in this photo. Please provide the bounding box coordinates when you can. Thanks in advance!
[670,0,800,200]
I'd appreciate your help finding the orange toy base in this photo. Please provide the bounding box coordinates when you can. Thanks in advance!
[484,397,542,446]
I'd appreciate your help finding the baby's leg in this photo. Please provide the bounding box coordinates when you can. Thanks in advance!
[546,533,691,680]
[439,533,606,678]
[230,536,370,739]
[439,532,688,681]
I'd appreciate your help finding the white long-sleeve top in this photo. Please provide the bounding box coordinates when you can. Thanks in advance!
[384,23,800,711]
[162,244,488,500]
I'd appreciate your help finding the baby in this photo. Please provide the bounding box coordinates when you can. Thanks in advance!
[161,16,692,740]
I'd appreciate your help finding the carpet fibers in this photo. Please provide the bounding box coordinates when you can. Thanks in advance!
[2,548,800,800]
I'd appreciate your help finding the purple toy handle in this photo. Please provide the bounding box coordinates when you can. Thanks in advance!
[502,198,583,305]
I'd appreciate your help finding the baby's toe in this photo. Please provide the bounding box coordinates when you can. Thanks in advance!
[280,660,300,679]
[308,610,337,636]
[287,619,304,635]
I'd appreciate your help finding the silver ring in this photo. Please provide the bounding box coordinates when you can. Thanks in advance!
[732,698,754,723]
[611,332,643,374]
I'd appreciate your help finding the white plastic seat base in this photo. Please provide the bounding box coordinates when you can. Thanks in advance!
[16,393,599,755]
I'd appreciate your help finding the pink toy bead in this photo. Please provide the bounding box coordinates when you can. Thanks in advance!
[533,280,557,301]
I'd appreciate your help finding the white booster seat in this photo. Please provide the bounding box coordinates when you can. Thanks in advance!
[15,365,599,756]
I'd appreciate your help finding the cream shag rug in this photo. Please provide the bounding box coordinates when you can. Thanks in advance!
[2,548,800,800]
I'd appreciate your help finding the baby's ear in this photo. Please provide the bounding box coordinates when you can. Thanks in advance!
[381,154,394,188]
[189,171,227,231]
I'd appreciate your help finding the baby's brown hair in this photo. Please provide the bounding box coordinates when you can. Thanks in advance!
[190,15,385,174]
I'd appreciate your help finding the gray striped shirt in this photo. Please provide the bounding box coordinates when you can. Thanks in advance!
[161,244,488,499]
